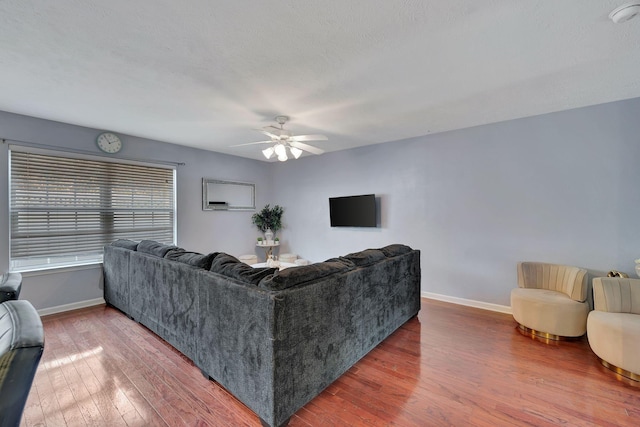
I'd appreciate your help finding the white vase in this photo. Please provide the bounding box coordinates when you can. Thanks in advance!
[264,228,274,242]
[636,264,640,278]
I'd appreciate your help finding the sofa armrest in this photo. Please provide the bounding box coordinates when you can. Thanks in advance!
[593,277,640,314]
[0,272,22,303]
[0,300,45,427]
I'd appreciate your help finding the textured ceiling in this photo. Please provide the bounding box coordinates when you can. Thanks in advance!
[1,1,639,161]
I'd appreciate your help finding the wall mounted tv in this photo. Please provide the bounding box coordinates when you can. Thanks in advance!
[329,194,377,227]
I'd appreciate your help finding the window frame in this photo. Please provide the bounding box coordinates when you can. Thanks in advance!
[9,146,177,272]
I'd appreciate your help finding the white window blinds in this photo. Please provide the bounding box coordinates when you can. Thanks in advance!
[9,148,175,271]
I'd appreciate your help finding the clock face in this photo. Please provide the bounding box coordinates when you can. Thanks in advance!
[96,132,122,154]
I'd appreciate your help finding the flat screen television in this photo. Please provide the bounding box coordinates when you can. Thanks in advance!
[329,194,377,227]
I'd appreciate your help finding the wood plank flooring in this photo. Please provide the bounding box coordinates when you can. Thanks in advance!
[20,298,640,426]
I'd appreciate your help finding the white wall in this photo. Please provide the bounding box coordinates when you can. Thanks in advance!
[0,111,273,310]
[2,97,639,311]
[271,98,640,306]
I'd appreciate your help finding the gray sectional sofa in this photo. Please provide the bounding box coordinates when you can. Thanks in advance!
[103,240,421,427]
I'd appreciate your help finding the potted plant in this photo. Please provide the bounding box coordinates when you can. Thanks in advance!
[257,237,263,246]
[252,204,284,242]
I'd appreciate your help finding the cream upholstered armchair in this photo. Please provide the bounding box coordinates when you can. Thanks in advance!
[510,262,589,339]
[587,278,640,381]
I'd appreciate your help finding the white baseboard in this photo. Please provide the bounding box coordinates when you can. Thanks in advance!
[421,291,512,314]
[38,297,106,317]
[35,294,509,317]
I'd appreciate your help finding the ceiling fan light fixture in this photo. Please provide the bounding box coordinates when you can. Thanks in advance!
[274,143,286,157]
[262,147,275,159]
[290,146,303,159]
[277,153,288,162]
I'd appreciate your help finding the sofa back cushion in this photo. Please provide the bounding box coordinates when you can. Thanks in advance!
[259,260,352,291]
[165,249,219,270]
[210,253,276,285]
[380,244,412,258]
[110,239,139,251]
[137,240,178,258]
[341,249,386,267]
[593,277,640,314]
[517,262,588,302]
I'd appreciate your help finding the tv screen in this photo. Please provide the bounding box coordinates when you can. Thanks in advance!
[329,194,377,227]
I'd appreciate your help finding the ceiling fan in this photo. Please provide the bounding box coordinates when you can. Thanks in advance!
[232,116,327,161]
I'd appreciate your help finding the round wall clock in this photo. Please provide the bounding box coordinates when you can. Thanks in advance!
[96,132,122,154]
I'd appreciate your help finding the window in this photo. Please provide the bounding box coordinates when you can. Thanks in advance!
[9,147,176,272]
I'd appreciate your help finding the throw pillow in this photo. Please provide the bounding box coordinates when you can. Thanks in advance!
[137,240,179,258]
[165,249,219,270]
[341,249,386,267]
[210,253,276,285]
[380,244,413,258]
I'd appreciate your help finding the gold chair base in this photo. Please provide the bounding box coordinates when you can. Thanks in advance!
[599,359,640,382]
[516,324,583,342]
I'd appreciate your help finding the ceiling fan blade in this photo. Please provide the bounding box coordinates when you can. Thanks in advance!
[290,134,328,142]
[259,130,280,139]
[230,140,273,147]
[289,141,324,155]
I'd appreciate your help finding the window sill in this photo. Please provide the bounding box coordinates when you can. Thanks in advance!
[15,262,103,277]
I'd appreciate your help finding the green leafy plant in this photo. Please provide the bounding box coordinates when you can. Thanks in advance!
[257,237,263,242]
[252,204,284,233]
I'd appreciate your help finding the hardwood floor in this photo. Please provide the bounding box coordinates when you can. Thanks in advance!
[21,298,640,426]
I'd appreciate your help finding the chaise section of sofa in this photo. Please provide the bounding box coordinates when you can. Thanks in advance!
[103,241,421,427]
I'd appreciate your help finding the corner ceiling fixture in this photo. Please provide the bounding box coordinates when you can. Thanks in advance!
[231,116,327,161]
[609,3,640,23]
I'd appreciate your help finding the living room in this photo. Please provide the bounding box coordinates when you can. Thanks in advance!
[1,1,640,426]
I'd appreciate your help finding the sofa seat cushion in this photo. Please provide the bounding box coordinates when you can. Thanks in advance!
[137,240,178,258]
[110,239,139,250]
[165,249,219,270]
[511,288,589,337]
[587,311,640,376]
[259,260,352,291]
[210,253,276,285]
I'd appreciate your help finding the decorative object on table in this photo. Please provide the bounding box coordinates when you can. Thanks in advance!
[257,237,263,246]
[607,270,629,278]
[636,259,640,278]
[251,204,284,241]
[266,255,280,269]
[264,229,274,243]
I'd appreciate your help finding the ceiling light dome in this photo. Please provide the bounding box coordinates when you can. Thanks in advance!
[609,3,640,23]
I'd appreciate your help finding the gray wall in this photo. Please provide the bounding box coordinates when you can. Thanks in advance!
[0,111,273,310]
[2,97,639,311]
[271,97,640,306]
